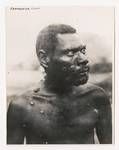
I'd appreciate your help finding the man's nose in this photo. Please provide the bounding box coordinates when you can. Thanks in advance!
[75,52,89,65]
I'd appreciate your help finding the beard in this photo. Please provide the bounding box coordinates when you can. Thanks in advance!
[46,59,89,87]
[70,73,89,86]
[63,63,89,86]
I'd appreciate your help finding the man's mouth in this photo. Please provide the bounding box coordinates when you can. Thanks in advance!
[79,66,89,75]
[69,64,89,72]
[64,64,89,86]
[79,71,88,76]
[76,65,89,74]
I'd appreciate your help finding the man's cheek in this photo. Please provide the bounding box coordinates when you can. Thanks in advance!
[52,58,72,71]
[58,56,73,64]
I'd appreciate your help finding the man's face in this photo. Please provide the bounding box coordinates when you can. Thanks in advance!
[48,33,89,86]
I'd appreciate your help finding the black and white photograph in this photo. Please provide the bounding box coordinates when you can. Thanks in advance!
[6,6,114,144]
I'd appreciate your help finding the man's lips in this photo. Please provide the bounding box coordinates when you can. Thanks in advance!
[79,71,88,76]
[62,64,89,76]
[74,66,89,77]
[65,65,89,83]
[75,65,89,73]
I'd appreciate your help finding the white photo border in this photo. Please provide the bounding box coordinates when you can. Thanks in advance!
[0,0,119,150]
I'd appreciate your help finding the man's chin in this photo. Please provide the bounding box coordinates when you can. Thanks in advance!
[73,75,89,86]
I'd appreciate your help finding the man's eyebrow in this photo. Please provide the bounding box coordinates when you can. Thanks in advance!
[64,45,86,52]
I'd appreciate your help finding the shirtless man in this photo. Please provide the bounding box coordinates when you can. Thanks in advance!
[7,24,112,144]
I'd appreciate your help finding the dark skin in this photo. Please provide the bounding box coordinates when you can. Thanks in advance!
[7,33,112,144]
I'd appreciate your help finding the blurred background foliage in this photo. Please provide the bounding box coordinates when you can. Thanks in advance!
[90,57,112,73]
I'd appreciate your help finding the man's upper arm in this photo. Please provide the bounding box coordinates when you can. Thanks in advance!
[7,99,25,144]
[95,88,112,144]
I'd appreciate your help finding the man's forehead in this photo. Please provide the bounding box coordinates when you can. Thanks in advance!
[56,33,84,50]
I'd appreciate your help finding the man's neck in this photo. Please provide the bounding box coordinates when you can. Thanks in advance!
[44,75,73,94]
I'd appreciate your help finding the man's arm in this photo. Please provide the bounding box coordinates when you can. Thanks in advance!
[7,100,25,144]
[95,90,112,144]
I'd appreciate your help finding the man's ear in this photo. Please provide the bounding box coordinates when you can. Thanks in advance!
[37,49,50,69]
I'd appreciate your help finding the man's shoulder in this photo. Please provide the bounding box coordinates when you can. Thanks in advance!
[7,82,34,105]
[74,82,105,95]
[8,81,51,111]
[8,92,32,114]
[74,82,110,105]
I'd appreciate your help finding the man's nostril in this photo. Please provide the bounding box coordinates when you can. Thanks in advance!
[83,60,89,65]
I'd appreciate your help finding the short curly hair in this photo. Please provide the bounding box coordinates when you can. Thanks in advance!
[36,24,76,56]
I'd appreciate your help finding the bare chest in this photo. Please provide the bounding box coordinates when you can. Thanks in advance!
[24,96,99,141]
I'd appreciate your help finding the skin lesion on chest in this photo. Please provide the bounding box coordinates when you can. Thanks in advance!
[25,93,99,137]
[28,104,99,136]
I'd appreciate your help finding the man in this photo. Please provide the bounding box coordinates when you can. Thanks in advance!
[7,24,112,144]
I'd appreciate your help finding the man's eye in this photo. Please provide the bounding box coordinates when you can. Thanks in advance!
[80,49,86,54]
[67,51,74,56]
